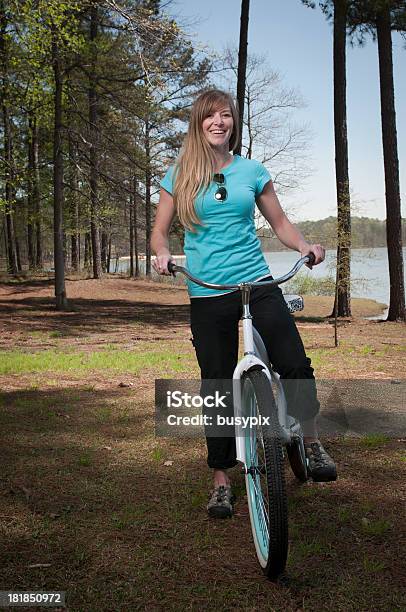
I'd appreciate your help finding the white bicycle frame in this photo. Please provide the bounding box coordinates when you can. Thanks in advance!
[167,256,312,471]
[233,285,301,469]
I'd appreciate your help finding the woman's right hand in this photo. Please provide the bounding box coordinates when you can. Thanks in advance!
[152,253,173,275]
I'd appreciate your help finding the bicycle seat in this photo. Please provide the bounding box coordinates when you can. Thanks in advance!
[283,294,304,313]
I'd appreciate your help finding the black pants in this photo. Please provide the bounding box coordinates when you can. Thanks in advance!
[190,280,320,470]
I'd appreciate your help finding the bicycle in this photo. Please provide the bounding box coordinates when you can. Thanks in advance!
[168,254,315,580]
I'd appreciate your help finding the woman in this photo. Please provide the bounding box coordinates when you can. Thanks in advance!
[151,89,336,519]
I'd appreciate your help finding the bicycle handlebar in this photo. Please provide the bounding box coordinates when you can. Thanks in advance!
[167,253,315,290]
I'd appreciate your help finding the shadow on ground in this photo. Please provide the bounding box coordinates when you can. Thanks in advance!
[0,386,405,611]
[0,296,190,336]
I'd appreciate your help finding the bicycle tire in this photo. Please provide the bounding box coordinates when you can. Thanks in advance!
[286,435,309,482]
[242,369,288,580]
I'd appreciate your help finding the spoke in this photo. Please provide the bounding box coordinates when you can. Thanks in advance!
[245,379,271,545]
[252,475,269,519]
[256,422,264,445]
[248,393,258,465]
[255,489,269,541]
[251,475,270,532]
[249,403,256,460]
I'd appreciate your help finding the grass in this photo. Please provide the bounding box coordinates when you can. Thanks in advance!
[23,330,50,339]
[294,538,329,558]
[151,447,163,462]
[0,347,189,375]
[97,406,113,422]
[358,344,375,355]
[111,505,149,529]
[49,330,70,338]
[360,433,390,448]
[338,507,351,523]
[363,556,386,573]
[360,518,392,537]
[190,490,208,508]
[78,454,92,467]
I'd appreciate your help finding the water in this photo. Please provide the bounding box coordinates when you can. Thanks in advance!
[118,247,406,307]
[264,247,406,307]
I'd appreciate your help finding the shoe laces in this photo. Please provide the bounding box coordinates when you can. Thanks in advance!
[215,485,228,502]
[307,442,327,465]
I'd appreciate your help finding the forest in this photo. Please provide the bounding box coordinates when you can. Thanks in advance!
[0,0,212,280]
[1,0,405,321]
[258,216,406,251]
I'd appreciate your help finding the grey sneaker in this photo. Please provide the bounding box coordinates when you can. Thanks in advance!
[207,485,235,518]
[305,441,337,482]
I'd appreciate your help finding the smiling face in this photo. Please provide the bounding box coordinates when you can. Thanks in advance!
[201,105,234,151]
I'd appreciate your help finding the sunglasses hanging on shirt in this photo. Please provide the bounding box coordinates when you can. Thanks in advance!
[213,173,227,202]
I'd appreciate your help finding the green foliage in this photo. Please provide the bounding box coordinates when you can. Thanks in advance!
[0,0,210,271]
[78,454,92,467]
[363,556,386,573]
[151,447,163,462]
[360,517,391,536]
[302,1,406,45]
[360,433,390,448]
[347,0,406,44]
[284,272,336,295]
[338,507,352,523]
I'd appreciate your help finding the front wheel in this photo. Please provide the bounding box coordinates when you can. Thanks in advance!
[242,369,288,580]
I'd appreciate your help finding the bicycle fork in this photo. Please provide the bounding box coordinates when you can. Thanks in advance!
[233,284,297,468]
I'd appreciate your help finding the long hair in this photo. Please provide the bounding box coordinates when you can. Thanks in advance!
[173,89,239,231]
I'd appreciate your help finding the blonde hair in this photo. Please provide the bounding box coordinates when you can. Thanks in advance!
[173,89,239,231]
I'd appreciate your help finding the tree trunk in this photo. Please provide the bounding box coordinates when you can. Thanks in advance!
[0,1,18,275]
[27,113,36,269]
[107,231,111,273]
[331,0,351,318]
[15,234,22,272]
[101,231,108,272]
[129,195,134,277]
[376,5,405,321]
[145,121,152,277]
[32,115,42,269]
[133,176,139,276]
[52,28,68,309]
[68,131,79,271]
[27,206,35,271]
[235,0,250,156]
[2,215,8,263]
[2,214,7,255]
[84,231,92,270]
[63,229,68,271]
[88,3,102,279]
[246,84,253,159]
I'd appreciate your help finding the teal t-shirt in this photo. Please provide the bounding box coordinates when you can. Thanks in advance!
[160,155,272,297]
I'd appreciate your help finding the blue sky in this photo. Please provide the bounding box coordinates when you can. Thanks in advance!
[167,0,405,221]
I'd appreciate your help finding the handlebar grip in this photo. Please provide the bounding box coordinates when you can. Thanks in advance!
[167,260,176,274]
[307,252,316,266]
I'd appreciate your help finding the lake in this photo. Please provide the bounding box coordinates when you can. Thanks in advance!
[263,247,406,307]
[118,247,406,308]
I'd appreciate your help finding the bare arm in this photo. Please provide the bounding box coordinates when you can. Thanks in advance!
[151,188,176,275]
[256,181,325,265]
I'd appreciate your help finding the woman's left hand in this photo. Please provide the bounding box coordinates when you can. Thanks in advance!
[301,243,325,268]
